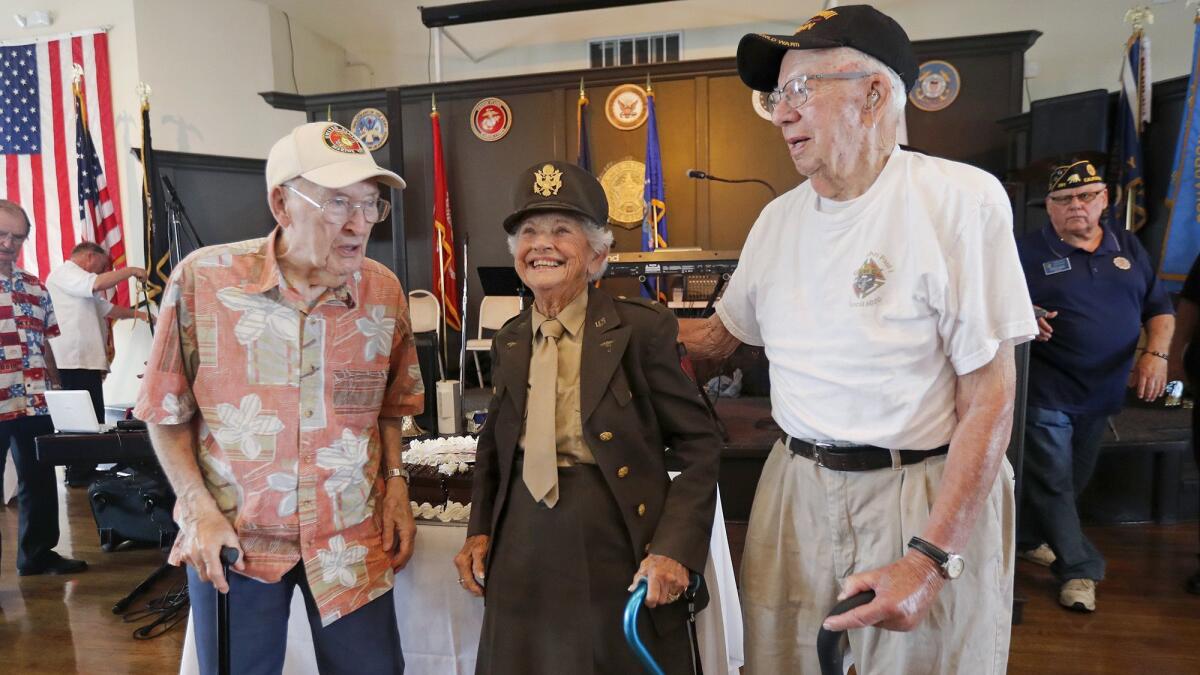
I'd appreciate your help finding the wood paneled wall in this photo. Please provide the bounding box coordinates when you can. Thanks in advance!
[263,31,1038,330]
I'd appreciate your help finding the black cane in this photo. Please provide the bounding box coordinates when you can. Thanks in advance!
[816,591,875,675]
[217,546,240,675]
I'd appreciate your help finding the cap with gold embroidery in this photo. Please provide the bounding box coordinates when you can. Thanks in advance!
[502,161,609,233]
[737,5,918,93]
[1048,159,1104,194]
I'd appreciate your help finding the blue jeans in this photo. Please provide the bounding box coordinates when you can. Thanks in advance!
[1017,405,1107,581]
[187,563,404,675]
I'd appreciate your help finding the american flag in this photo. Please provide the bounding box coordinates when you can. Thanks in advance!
[0,31,126,302]
[74,81,126,304]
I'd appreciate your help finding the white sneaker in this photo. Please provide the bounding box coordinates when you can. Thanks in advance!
[1059,578,1097,612]
[1017,544,1056,567]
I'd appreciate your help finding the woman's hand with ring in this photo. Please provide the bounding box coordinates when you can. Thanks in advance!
[629,553,689,608]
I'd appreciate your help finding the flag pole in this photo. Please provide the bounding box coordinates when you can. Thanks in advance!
[432,93,450,371]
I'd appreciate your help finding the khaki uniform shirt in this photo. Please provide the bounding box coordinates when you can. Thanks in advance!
[519,289,594,466]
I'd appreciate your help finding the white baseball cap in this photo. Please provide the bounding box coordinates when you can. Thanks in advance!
[266,122,406,191]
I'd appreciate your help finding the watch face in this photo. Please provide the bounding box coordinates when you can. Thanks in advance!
[945,555,965,579]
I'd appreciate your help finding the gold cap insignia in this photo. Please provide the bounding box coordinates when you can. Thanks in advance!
[795,9,837,33]
[533,164,564,197]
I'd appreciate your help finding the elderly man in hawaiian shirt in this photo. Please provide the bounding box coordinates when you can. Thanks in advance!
[136,122,423,675]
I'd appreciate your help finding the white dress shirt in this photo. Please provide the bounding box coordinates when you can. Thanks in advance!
[46,259,113,371]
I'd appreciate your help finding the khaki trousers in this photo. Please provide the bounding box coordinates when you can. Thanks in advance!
[741,440,1014,674]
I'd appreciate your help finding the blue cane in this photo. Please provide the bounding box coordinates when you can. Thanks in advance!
[623,574,704,675]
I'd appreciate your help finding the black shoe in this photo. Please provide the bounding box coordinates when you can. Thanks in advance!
[18,553,89,576]
[1187,569,1200,596]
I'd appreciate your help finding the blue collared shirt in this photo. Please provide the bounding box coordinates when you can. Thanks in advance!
[1016,223,1173,414]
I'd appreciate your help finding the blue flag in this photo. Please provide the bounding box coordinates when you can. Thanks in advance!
[642,89,667,300]
[1112,30,1150,231]
[1160,18,1200,289]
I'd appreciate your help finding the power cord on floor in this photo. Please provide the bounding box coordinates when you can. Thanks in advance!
[120,578,190,640]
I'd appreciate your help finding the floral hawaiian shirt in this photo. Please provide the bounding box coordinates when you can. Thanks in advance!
[134,230,424,625]
[0,267,59,422]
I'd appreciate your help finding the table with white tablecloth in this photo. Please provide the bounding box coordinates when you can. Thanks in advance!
[181,495,743,675]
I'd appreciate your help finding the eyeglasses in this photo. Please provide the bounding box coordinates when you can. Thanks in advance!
[1047,189,1106,206]
[284,184,391,224]
[0,231,27,245]
[765,71,873,113]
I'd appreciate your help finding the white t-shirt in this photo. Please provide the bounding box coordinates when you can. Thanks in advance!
[46,259,113,371]
[716,147,1037,450]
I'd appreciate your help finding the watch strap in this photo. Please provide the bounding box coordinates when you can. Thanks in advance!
[384,466,410,481]
[907,536,949,567]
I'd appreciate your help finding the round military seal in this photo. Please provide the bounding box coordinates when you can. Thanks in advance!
[470,97,512,142]
[350,108,389,151]
[605,84,648,131]
[751,90,772,121]
[909,60,961,112]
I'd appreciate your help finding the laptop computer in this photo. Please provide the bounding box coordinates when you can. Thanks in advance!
[44,390,115,433]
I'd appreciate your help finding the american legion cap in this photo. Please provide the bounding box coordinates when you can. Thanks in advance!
[502,161,609,234]
[266,122,406,191]
[736,4,919,94]
[1047,159,1105,194]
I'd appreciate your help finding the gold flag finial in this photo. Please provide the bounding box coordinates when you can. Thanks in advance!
[579,77,586,99]
[645,73,653,94]
[1124,6,1154,31]
[326,104,332,122]
[431,92,438,113]
[1189,0,1200,21]
[136,82,152,107]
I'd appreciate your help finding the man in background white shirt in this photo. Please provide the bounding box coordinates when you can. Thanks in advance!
[46,241,146,484]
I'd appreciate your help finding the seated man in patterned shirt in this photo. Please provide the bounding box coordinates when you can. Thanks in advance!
[136,122,424,674]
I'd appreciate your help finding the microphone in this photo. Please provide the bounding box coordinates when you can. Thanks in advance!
[685,168,777,198]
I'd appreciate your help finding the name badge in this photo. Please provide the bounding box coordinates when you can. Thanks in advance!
[1042,259,1071,275]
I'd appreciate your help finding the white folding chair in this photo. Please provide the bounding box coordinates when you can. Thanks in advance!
[466,295,523,387]
[408,290,445,379]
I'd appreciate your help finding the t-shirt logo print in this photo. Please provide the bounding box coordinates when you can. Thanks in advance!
[853,257,887,299]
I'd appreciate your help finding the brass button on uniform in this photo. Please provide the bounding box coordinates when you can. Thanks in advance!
[637,503,647,517]
[617,466,630,478]
[599,431,613,442]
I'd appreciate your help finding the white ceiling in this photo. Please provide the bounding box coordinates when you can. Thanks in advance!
[256,0,819,85]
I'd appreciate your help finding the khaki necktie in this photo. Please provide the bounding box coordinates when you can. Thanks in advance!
[523,317,564,507]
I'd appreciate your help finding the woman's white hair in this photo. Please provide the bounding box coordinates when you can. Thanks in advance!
[829,47,907,120]
[506,213,614,282]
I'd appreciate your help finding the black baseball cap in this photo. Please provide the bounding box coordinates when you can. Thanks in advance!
[737,5,918,94]
[502,161,609,234]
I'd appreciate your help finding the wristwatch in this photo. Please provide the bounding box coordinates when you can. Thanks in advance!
[907,536,965,580]
[384,466,410,482]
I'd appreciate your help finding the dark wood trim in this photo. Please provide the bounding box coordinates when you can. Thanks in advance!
[912,30,1042,59]
[996,74,1190,141]
[131,148,265,173]
[387,87,408,287]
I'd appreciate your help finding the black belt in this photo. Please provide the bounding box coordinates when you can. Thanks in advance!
[783,435,949,472]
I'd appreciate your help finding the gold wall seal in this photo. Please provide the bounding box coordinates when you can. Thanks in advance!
[600,159,645,229]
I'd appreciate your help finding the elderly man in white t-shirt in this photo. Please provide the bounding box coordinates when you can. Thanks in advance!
[680,7,1036,674]
[46,241,146,479]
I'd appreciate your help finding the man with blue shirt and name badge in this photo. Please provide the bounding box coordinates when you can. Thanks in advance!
[1015,158,1174,613]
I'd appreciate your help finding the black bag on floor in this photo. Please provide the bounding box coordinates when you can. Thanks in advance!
[87,469,178,551]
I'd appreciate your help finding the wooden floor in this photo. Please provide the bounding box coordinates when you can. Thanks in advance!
[1,484,1198,674]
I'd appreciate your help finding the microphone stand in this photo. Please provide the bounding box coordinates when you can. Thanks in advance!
[160,176,205,268]
[687,170,778,198]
